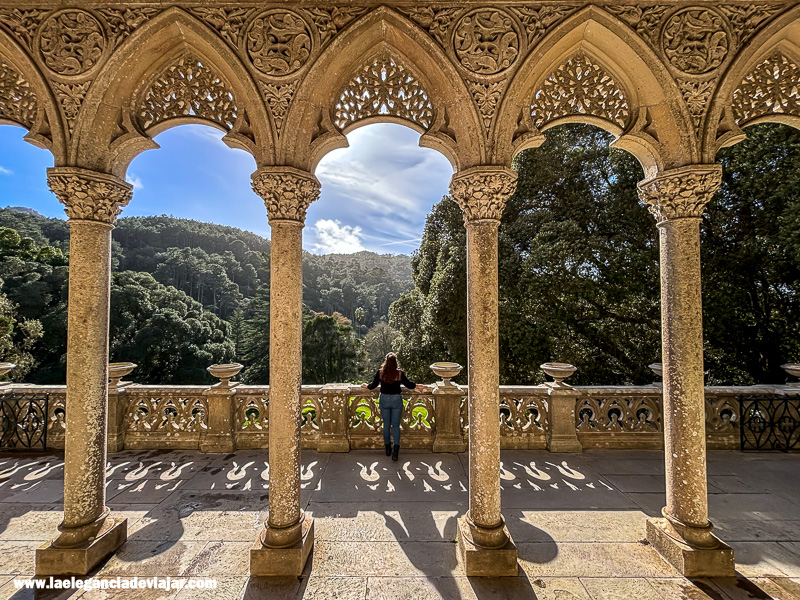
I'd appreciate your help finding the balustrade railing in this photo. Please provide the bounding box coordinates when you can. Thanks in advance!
[1,381,797,452]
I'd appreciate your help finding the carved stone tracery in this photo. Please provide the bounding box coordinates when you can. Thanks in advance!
[334,55,434,131]
[637,165,722,222]
[138,53,238,131]
[36,9,107,77]
[47,168,133,224]
[530,53,631,130]
[732,53,800,126]
[449,167,517,222]
[0,61,37,129]
[252,168,321,223]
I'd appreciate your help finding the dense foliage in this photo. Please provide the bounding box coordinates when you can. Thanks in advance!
[393,123,800,386]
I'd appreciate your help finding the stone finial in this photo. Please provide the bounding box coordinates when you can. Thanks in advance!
[637,165,722,223]
[251,167,321,223]
[47,167,133,224]
[449,166,517,222]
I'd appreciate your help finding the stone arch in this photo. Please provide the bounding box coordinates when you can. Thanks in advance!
[708,6,800,160]
[281,7,483,172]
[496,6,695,178]
[73,7,273,178]
[0,27,66,164]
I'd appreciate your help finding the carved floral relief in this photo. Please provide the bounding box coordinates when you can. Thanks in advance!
[453,9,520,76]
[36,9,106,77]
[245,10,313,77]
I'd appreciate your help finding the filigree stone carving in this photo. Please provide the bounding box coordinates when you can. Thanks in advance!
[97,8,160,48]
[0,9,46,51]
[637,165,722,222]
[190,8,255,48]
[245,9,312,77]
[301,7,368,47]
[36,9,106,77]
[508,6,578,47]
[732,53,800,125]
[453,9,520,76]
[53,81,90,134]
[334,56,434,131]
[678,79,715,129]
[530,53,631,130]
[470,81,504,130]
[605,5,669,49]
[662,9,729,75]
[138,54,238,131]
[259,81,296,136]
[0,61,37,129]
[47,168,133,224]
[251,168,321,223]
[718,5,781,49]
[449,167,517,222]
[400,7,461,49]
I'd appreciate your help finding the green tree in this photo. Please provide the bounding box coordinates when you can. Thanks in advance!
[361,321,400,375]
[302,313,362,384]
[0,286,43,379]
[240,285,270,384]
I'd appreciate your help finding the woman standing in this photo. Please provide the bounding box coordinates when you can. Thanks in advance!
[361,353,427,461]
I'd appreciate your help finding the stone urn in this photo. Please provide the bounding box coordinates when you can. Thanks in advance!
[0,362,15,382]
[207,363,243,387]
[649,362,663,379]
[108,362,136,388]
[540,362,577,386]
[781,363,800,384]
[430,362,463,387]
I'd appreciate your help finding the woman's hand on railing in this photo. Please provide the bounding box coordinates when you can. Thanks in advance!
[360,383,368,388]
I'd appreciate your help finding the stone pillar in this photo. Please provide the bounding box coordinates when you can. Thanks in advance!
[638,165,734,577]
[318,383,351,452]
[431,383,467,453]
[545,383,582,453]
[36,168,131,576]
[250,167,319,576]
[449,166,518,576]
[200,383,238,453]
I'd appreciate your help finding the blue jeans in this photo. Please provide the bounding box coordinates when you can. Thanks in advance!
[379,393,403,446]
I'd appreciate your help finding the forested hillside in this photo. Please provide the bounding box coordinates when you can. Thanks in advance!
[0,210,410,384]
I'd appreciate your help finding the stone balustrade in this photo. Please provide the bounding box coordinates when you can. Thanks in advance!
[3,381,796,453]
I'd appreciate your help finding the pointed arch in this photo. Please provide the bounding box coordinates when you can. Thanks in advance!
[0,27,66,163]
[709,6,800,160]
[73,7,273,177]
[496,6,695,177]
[281,7,483,172]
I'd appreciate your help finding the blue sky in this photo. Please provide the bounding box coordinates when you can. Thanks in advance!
[0,123,453,255]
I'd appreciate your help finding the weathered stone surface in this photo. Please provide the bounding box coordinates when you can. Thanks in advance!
[35,518,128,576]
[646,517,735,578]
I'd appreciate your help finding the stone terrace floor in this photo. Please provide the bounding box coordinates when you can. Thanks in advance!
[0,449,799,600]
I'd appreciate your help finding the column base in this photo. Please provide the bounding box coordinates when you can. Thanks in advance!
[432,437,467,453]
[646,518,735,577]
[35,518,127,576]
[250,515,314,576]
[457,515,518,576]
[547,434,583,453]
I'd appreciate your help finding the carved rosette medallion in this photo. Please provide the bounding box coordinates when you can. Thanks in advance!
[661,9,729,75]
[252,168,321,223]
[449,167,517,223]
[245,10,313,77]
[453,9,520,77]
[36,9,107,77]
[47,168,133,224]
[637,165,722,223]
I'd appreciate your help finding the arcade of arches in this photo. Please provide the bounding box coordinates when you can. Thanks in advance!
[1,0,799,579]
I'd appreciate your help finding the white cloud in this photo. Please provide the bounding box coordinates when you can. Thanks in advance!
[0,166,13,175]
[126,174,144,191]
[312,219,366,254]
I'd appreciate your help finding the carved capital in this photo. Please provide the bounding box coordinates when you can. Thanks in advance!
[251,167,320,223]
[637,165,722,223]
[449,166,517,222]
[47,167,133,224]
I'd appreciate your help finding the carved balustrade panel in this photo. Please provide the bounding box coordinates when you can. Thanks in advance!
[45,388,66,449]
[348,389,435,448]
[576,389,662,449]
[124,387,208,449]
[705,389,742,450]
[732,53,800,126]
[234,387,269,448]
[499,390,549,449]
[301,391,322,446]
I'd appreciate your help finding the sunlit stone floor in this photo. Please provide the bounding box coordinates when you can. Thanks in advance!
[0,448,799,599]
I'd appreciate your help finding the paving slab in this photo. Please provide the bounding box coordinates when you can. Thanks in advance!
[579,577,663,599]
[518,542,681,578]
[310,541,462,577]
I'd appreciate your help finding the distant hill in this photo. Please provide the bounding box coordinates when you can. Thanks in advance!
[6,206,44,217]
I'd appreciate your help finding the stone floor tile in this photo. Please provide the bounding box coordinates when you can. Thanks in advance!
[645,577,718,599]
[3,481,65,504]
[94,541,207,577]
[730,542,800,578]
[73,581,181,600]
[715,520,800,543]
[107,479,188,505]
[106,458,211,483]
[752,577,800,600]
[366,575,583,600]
[627,493,667,517]
[310,541,461,577]
[602,475,666,493]
[693,575,795,600]
[0,541,39,575]
[180,541,250,577]
[508,510,648,543]
[301,576,367,599]
[576,457,665,477]
[579,577,662,599]
[708,494,800,523]
[0,507,64,541]
[0,576,79,600]
[241,576,304,600]
[518,542,680,578]
[174,576,246,600]
[708,476,760,494]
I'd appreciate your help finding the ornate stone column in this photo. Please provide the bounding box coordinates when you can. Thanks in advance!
[36,168,132,576]
[249,167,319,576]
[449,166,518,576]
[638,165,734,577]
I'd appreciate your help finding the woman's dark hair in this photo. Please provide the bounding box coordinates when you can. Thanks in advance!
[380,352,401,383]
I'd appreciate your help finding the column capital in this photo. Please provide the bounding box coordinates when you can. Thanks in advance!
[47,167,133,225]
[637,165,722,223]
[449,166,517,223]
[251,166,321,223]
